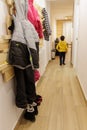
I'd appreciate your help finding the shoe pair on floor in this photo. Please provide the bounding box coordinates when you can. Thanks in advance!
[24,102,38,122]
[16,95,42,122]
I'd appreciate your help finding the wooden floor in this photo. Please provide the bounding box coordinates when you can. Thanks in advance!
[15,47,87,130]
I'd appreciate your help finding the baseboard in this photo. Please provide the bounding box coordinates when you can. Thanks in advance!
[14,111,24,130]
[76,76,87,105]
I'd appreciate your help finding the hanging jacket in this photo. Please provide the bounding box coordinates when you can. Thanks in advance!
[8,0,39,69]
[27,0,43,39]
[42,8,51,41]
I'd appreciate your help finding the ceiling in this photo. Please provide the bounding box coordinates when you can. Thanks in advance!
[46,0,74,20]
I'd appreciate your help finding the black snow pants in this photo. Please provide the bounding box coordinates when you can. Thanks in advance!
[14,66,36,108]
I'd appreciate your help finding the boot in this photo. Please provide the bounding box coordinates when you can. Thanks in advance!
[36,95,42,101]
[32,102,38,115]
[36,95,42,106]
[24,104,35,122]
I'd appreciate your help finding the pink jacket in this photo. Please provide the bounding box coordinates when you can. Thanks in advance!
[27,0,43,38]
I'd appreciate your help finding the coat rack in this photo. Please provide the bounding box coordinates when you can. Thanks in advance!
[0,0,14,82]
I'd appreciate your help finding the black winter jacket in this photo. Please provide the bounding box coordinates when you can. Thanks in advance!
[8,41,39,69]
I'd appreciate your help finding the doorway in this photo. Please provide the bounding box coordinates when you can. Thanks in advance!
[56,19,73,64]
[56,19,72,44]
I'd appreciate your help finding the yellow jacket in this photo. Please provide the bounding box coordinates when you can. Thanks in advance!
[56,41,68,52]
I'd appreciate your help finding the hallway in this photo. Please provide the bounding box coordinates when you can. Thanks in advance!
[15,47,87,130]
[1,1,87,130]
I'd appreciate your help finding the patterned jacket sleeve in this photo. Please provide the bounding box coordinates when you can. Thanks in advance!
[42,8,51,41]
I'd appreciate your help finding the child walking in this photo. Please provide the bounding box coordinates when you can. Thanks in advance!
[56,35,68,65]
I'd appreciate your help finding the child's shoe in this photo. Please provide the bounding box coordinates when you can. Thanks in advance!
[36,95,42,101]
[24,104,35,122]
[36,95,42,106]
[32,102,38,115]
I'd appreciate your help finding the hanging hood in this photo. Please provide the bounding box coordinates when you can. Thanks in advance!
[13,0,39,47]
[14,0,28,20]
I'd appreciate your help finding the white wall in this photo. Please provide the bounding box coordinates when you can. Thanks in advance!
[75,0,87,99]
[39,40,51,76]
[34,0,46,8]
[0,1,23,130]
[0,76,23,130]
[35,0,51,75]
[72,0,80,71]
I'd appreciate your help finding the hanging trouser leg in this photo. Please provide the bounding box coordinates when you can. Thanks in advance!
[14,67,28,108]
[24,67,37,104]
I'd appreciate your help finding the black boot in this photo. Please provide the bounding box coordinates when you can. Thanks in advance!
[36,95,42,101]
[36,95,42,106]
[32,102,38,115]
[24,104,35,122]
